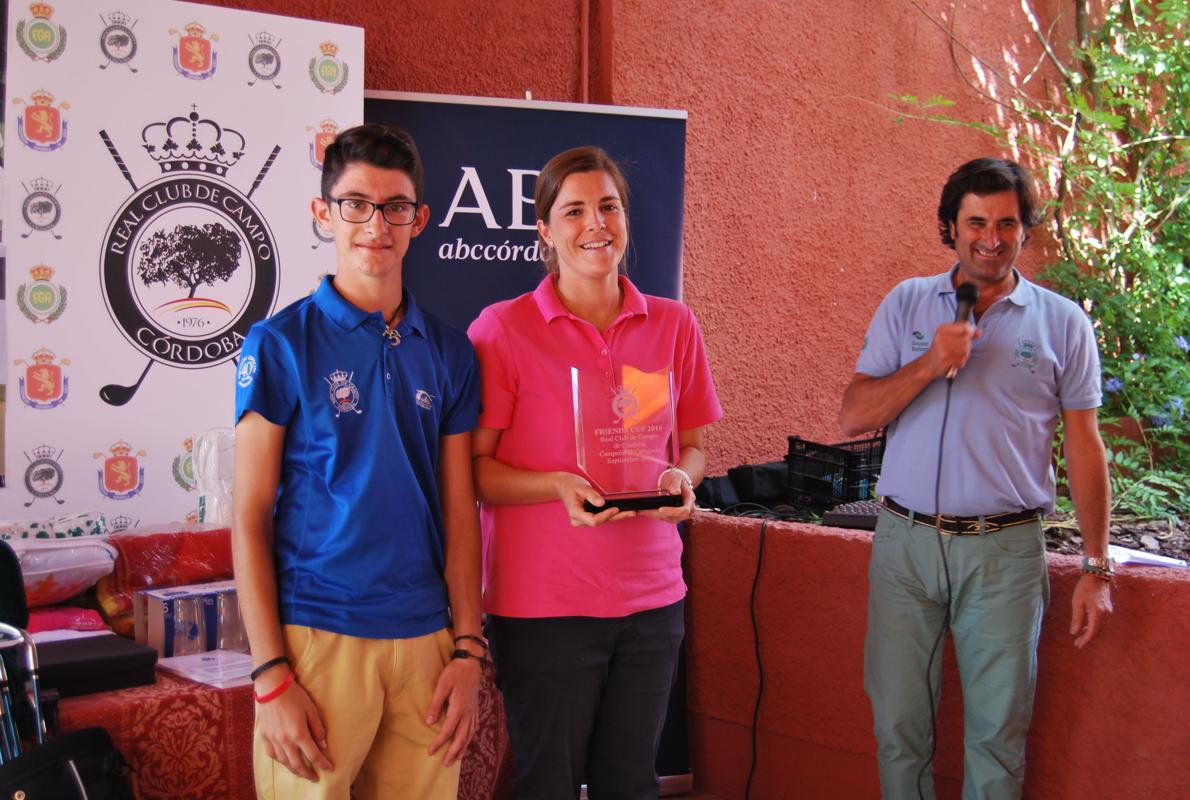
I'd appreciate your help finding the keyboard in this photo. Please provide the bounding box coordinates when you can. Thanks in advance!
[822,499,882,530]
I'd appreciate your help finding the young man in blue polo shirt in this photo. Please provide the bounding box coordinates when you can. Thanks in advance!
[232,124,485,800]
[839,158,1114,799]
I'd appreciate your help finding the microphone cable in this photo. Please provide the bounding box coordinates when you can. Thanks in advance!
[746,516,769,800]
[718,502,803,800]
[916,378,956,800]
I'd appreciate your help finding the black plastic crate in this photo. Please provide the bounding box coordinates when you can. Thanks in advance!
[785,430,885,508]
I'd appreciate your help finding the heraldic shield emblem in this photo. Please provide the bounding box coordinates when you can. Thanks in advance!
[309,41,349,94]
[248,31,282,88]
[171,21,218,79]
[309,119,338,170]
[24,445,66,507]
[94,441,146,500]
[99,10,139,72]
[15,89,68,151]
[21,177,64,239]
[16,2,68,63]
[17,264,68,324]
[15,348,70,409]
[173,437,197,491]
[98,107,280,405]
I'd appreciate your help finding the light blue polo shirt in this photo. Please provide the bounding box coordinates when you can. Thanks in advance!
[235,275,480,639]
[856,267,1101,516]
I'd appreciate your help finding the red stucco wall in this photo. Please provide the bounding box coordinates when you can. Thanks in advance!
[196,0,1081,473]
[197,0,582,100]
[684,512,1190,799]
[608,0,1078,468]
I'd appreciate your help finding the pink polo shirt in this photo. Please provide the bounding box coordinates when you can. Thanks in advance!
[467,275,723,618]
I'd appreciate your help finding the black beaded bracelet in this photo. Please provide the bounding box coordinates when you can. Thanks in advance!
[250,655,290,682]
[451,648,490,666]
[453,634,489,651]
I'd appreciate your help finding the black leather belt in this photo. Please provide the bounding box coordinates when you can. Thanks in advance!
[881,497,1040,536]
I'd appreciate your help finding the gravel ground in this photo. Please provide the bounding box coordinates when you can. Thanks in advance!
[1044,513,1190,563]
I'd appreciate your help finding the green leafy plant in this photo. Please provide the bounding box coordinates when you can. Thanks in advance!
[893,0,1190,519]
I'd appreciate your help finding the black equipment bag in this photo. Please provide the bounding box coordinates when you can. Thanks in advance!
[0,540,36,742]
[0,541,28,630]
[0,726,134,799]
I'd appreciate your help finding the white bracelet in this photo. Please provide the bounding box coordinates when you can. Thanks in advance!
[658,467,693,490]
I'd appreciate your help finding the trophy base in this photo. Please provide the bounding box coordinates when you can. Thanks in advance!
[583,491,684,513]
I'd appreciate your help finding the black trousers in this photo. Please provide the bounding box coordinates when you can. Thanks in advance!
[488,599,685,800]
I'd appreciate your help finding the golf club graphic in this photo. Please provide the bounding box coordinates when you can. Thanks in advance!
[98,113,280,406]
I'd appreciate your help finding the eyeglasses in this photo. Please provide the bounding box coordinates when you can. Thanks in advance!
[330,197,420,226]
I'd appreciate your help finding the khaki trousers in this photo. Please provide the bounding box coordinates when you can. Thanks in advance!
[253,625,459,800]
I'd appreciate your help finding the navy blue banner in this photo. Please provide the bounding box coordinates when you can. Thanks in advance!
[364,92,687,332]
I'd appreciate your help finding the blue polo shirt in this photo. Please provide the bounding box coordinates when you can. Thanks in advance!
[235,275,480,639]
[856,267,1101,516]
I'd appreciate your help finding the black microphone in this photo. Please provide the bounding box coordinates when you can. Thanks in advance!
[945,282,979,382]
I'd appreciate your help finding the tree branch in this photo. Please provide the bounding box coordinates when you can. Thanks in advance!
[1020,0,1076,83]
[905,0,1035,110]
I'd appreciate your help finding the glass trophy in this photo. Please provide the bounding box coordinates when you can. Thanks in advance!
[572,364,683,512]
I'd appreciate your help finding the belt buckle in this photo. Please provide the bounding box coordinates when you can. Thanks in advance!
[940,514,978,535]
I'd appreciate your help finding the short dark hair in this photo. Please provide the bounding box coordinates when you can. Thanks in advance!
[937,157,1041,248]
[320,123,425,203]
[535,146,630,273]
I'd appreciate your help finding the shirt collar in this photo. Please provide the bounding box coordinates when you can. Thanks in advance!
[937,264,1034,307]
[314,274,426,336]
[532,274,649,324]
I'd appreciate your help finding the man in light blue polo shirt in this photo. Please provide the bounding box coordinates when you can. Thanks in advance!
[839,158,1114,799]
[232,124,485,800]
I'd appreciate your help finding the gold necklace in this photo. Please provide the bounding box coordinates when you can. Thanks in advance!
[383,298,406,347]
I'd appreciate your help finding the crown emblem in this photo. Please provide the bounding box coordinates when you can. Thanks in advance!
[29,89,54,106]
[141,109,245,176]
[319,118,339,134]
[32,348,56,364]
[319,41,339,57]
[252,31,276,46]
[184,21,206,38]
[328,369,350,385]
[110,440,132,457]
[106,10,130,27]
[29,264,55,281]
[29,2,53,19]
[27,177,55,193]
[111,514,134,530]
[31,444,58,460]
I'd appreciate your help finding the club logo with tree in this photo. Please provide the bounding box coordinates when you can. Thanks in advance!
[99,108,279,406]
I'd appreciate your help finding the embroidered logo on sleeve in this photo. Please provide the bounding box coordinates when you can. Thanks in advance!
[237,355,257,388]
[1011,339,1038,373]
[415,389,434,411]
[326,369,362,417]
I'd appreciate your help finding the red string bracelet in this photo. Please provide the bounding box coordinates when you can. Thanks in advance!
[253,671,295,704]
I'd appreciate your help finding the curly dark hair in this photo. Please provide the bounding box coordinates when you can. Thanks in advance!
[937,158,1041,248]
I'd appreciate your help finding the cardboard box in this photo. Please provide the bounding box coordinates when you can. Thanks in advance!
[137,580,236,657]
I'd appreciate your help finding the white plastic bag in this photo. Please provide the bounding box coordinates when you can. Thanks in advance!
[195,427,236,523]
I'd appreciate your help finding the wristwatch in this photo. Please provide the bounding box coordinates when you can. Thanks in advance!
[1081,555,1115,580]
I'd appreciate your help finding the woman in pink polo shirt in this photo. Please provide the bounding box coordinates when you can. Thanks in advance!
[468,146,722,799]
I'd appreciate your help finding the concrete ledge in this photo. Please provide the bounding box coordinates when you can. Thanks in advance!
[684,511,1190,799]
